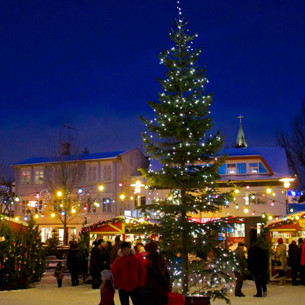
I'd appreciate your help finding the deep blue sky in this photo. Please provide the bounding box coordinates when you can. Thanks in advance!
[1,0,305,166]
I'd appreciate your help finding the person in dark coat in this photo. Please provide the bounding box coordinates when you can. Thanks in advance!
[247,228,268,297]
[101,241,111,270]
[67,242,80,286]
[298,238,305,284]
[90,239,104,289]
[141,241,171,305]
[234,242,247,297]
[288,240,300,285]
[110,236,122,264]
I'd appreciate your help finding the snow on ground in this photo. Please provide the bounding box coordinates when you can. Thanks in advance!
[0,271,305,305]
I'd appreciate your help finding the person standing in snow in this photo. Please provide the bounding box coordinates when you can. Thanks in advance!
[247,228,268,297]
[274,238,287,285]
[54,262,65,288]
[111,241,145,305]
[98,270,115,305]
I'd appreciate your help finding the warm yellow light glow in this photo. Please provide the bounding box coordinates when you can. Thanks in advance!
[34,214,39,219]
[262,214,266,218]
[234,189,240,194]
[130,196,134,200]
[120,194,125,200]
[131,180,145,193]
[57,191,63,197]
[98,185,104,191]
[296,215,300,220]
[268,215,273,220]
[71,208,76,214]
[279,177,294,188]
[14,216,19,221]
[272,193,276,196]
[15,197,20,202]
[266,188,272,194]
[51,213,55,218]
[243,208,249,213]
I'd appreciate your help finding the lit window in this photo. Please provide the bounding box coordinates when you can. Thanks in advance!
[21,170,31,185]
[249,163,259,173]
[35,170,44,184]
[103,198,112,213]
[227,164,236,174]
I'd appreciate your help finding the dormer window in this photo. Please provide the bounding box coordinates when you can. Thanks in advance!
[218,161,268,175]
[249,163,259,174]
[227,164,236,174]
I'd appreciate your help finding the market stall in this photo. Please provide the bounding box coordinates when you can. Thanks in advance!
[267,212,305,281]
[81,216,151,245]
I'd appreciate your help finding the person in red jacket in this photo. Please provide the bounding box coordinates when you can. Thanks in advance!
[111,241,145,305]
[98,270,115,305]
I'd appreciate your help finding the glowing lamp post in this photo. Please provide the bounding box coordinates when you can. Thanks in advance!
[279,178,294,215]
[131,180,145,218]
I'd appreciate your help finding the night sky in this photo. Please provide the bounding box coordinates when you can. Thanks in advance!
[1,0,305,166]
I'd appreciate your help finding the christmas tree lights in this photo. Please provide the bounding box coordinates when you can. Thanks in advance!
[139,2,237,302]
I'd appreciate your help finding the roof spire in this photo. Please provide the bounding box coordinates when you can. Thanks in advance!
[235,115,248,148]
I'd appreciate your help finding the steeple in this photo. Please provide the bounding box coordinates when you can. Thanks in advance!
[235,115,248,148]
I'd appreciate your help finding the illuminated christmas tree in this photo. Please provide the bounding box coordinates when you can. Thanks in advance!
[140,3,237,302]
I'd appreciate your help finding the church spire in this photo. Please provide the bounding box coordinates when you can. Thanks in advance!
[235,115,248,148]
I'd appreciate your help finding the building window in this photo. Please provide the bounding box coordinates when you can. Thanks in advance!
[226,164,236,174]
[21,170,31,185]
[140,196,146,206]
[259,162,268,173]
[249,192,267,205]
[103,198,112,213]
[237,163,247,174]
[41,227,53,242]
[249,163,259,174]
[218,164,226,175]
[35,170,44,184]
[103,165,112,181]
[88,166,97,182]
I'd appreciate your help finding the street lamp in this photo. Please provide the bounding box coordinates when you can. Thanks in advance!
[279,178,294,215]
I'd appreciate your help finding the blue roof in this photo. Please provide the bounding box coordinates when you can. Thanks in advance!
[13,151,126,166]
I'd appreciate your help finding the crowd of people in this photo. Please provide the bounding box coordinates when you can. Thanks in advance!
[92,238,184,305]
[53,237,184,305]
[233,228,305,298]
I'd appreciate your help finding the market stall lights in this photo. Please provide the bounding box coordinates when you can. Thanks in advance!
[56,191,63,197]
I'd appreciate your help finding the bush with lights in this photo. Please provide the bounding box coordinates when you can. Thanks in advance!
[140,4,238,303]
[0,217,46,290]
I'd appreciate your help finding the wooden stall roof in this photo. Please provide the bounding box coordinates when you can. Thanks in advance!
[0,215,28,232]
[81,216,150,235]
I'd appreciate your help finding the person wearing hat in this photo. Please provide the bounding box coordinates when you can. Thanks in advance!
[111,241,145,305]
[90,239,104,289]
[141,241,171,305]
[275,238,287,285]
[98,270,115,305]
